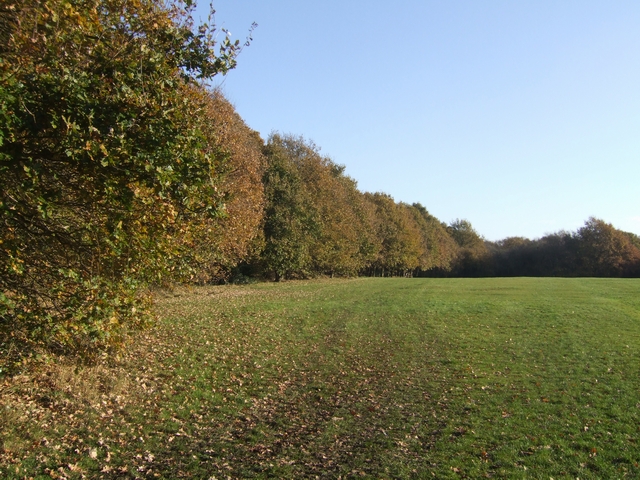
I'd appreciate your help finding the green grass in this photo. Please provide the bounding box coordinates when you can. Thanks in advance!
[2,277,640,478]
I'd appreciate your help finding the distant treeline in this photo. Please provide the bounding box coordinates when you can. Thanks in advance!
[242,135,640,281]
[440,218,640,278]
[2,0,639,368]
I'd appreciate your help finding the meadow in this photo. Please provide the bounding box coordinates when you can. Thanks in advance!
[2,277,640,479]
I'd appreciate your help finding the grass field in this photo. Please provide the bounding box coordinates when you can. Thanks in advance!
[2,277,640,478]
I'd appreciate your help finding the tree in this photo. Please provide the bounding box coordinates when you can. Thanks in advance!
[366,194,422,276]
[188,91,266,283]
[576,217,640,277]
[298,148,374,277]
[448,219,488,276]
[0,0,246,367]
[259,134,385,279]
[261,135,317,281]
[530,231,578,277]
[408,203,458,274]
[487,236,534,276]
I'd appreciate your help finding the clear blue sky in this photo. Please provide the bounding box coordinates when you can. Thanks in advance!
[196,1,640,241]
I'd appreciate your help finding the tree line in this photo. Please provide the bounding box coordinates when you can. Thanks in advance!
[249,136,640,281]
[2,0,639,370]
[480,219,640,278]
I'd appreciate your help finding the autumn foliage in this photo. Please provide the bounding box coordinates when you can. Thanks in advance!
[0,0,250,368]
[259,135,459,281]
[1,0,638,371]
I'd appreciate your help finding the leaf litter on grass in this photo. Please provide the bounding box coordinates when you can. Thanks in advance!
[2,278,640,479]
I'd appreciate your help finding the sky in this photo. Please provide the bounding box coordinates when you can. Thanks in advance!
[194,1,640,241]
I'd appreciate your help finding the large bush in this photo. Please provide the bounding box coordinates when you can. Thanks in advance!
[0,0,244,369]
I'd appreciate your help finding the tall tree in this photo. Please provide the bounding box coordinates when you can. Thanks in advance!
[0,0,245,364]
[261,135,317,281]
[366,194,422,276]
[260,134,384,279]
[298,150,372,277]
[409,203,458,274]
[448,219,488,276]
[189,91,266,282]
[576,217,640,277]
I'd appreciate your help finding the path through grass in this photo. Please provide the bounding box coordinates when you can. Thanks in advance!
[2,277,640,478]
